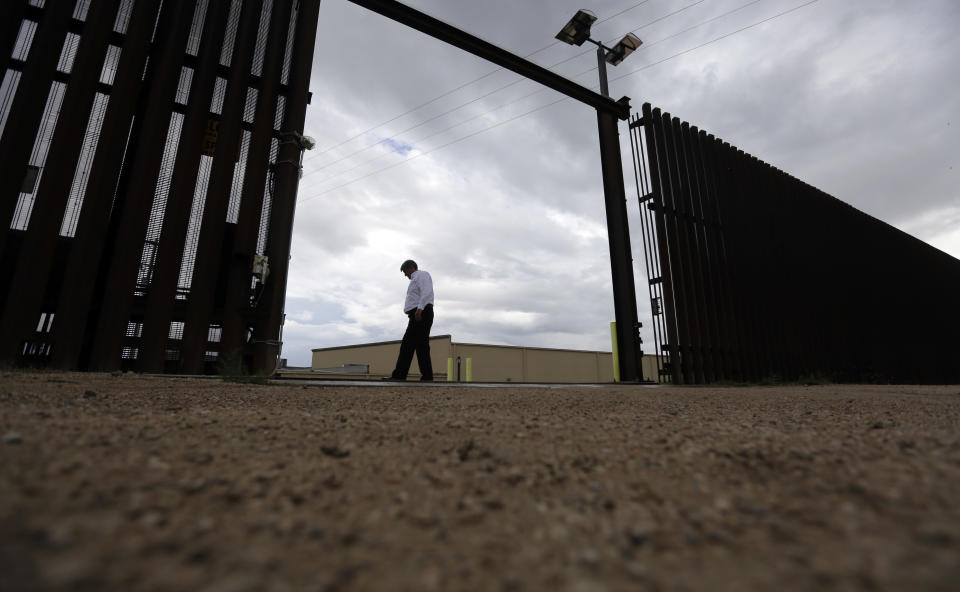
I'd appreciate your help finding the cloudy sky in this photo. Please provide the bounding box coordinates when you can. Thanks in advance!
[280,0,960,366]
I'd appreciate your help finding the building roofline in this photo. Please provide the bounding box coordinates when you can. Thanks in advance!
[451,341,612,356]
[312,335,453,352]
[312,335,613,356]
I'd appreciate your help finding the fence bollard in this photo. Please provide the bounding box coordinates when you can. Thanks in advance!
[610,322,620,382]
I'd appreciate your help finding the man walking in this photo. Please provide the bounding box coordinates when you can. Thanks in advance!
[385,260,434,381]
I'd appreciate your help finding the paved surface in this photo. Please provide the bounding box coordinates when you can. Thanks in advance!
[2,371,959,591]
[273,378,648,389]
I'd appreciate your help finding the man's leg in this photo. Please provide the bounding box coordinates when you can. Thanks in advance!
[391,315,417,379]
[415,307,434,380]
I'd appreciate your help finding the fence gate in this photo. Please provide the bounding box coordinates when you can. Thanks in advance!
[628,102,960,385]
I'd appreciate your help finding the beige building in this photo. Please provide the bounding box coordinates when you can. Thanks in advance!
[310,335,659,383]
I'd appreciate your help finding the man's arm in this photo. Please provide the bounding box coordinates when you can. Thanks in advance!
[414,272,433,320]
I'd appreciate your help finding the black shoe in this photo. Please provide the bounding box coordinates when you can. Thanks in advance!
[419,376,433,382]
[382,376,405,381]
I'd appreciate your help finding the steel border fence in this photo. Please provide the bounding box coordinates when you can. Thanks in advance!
[0,0,321,374]
[631,103,960,384]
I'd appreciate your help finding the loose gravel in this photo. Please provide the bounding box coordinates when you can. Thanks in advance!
[1,371,959,591]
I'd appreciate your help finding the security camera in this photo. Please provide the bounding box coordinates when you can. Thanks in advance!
[299,135,316,150]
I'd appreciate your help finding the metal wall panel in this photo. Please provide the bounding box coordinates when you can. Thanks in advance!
[0,0,123,365]
[0,0,321,375]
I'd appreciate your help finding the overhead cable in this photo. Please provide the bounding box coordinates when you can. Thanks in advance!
[309,0,675,158]
[298,0,818,201]
[306,0,711,171]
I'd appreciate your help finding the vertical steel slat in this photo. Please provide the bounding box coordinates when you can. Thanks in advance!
[685,124,726,382]
[178,0,271,374]
[641,104,683,384]
[770,165,793,378]
[692,133,723,379]
[716,142,757,380]
[49,0,163,370]
[777,170,798,377]
[824,190,849,379]
[628,113,667,381]
[638,124,671,382]
[659,112,700,384]
[690,128,728,380]
[639,107,671,381]
[86,0,194,371]
[252,0,325,374]
[219,0,298,370]
[774,169,800,378]
[0,0,75,262]
[675,119,715,382]
[0,1,31,77]
[759,158,790,379]
[137,0,232,372]
[797,180,819,377]
[740,152,773,379]
[0,0,123,362]
[745,151,773,380]
[782,170,808,379]
[703,134,744,381]
[746,156,776,378]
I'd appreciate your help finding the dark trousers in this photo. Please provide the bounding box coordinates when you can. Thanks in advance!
[391,304,433,379]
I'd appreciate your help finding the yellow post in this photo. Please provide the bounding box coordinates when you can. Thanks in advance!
[465,357,473,382]
[610,322,620,382]
[447,357,454,381]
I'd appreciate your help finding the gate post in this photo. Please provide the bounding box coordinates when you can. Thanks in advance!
[597,105,642,381]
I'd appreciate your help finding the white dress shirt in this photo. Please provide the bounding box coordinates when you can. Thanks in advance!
[404,270,434,313]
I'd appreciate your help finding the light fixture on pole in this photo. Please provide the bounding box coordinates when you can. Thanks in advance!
[275,130,316,178]
[555,10,642,97]
[555,9,597,46]
[278,130,316,151]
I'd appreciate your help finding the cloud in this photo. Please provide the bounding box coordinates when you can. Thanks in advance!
[279,0,960,367]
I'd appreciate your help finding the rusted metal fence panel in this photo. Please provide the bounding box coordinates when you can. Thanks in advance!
[631,103,960,384]
[0,0,320,375]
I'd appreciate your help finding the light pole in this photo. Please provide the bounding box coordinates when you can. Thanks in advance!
[556,10,645,381]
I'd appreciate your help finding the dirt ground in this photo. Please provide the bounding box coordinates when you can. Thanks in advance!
[1,372,959,592]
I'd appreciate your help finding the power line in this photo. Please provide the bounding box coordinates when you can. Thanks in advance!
[310,0,656,157]
[301,0,774,191]
[304,84,549,185]
[299,96,568,204]
[304,0,759,184]
[298,0,817,202]
[644,0,764,47]
[611,0,819,85]
[308,76,529,173]
[306,0,711,172]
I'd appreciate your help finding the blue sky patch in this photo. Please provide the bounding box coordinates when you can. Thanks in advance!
[383,138,413,156]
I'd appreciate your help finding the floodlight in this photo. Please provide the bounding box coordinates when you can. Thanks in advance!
[555,9,597,46]
[278,130,316,150]
[604,33,642,66]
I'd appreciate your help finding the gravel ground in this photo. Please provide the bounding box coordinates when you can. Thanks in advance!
[1,371,959,591]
